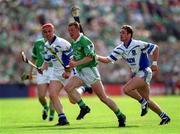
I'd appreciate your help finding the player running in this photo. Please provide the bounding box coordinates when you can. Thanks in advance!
[29,38,55,121]
[41,23,92,126]
[63,21,126,127]
[97,25,171,125]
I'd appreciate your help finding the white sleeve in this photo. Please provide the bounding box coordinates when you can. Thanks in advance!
[107,45,123,62]
[140,40,157,55]
[60,38,71,51]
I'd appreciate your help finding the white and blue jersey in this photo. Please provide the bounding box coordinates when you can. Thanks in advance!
[44,36,72,82]
[44,36,72,70]
[108,39,157,84]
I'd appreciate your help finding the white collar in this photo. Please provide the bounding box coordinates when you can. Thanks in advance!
[74,33,83,43]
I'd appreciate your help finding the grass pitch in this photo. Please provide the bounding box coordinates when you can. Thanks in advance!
[0,96,179,134]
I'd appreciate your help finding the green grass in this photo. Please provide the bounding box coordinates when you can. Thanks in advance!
[0,96,179,134]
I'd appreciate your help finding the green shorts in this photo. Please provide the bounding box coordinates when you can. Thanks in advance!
[74,67,101,85]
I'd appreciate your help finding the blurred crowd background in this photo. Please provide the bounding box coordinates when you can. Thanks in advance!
[0,0,180,94]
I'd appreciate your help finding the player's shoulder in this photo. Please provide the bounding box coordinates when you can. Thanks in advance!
[114,42,123,49]
[54,36,71,50]
[55,36,70,44]
[132,39,147,45]
[80,34,92,44]
[35,38,45,44]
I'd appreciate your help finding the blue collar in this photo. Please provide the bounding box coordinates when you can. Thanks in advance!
[49,36,56,45]
[123,39,132,48]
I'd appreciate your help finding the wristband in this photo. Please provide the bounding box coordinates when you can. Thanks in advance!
[152,61,157,66]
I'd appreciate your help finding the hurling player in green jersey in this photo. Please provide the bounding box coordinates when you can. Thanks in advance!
[63,22,126,127]
[29,38,55,121]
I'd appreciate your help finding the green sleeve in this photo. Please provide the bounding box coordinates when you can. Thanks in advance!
[32,43,37,61]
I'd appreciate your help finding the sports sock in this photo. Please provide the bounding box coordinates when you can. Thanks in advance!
[77,99,86,108]
[43,104,48,110]
[58,113,67,120]
[50,109,55,116]
[139,98,147,104]
[159,112,166,119]
[76,87,84,94]
[114,109,123,118]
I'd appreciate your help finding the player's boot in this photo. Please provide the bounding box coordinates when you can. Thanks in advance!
[84,86,93,94]
[49,110,55,121]
[118,113,126,127]
[42,109,48,120]
[160,114,171,125]
[76,106,91,120]
[56,116,70,126]
[141,100,148,116]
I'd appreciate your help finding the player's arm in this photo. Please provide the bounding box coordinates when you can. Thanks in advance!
[29,44,37,79]
[141,41,159,72]
[150,45,159,72]
[69,56,93,68]
[41,46,50,71]
[29,59,35,80]
[96,55,111,63]
[41,61,48,71]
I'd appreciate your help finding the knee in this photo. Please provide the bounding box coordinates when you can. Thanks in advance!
[48,91,57,99]
[69,98,76,104]
[122,87,129,95]
[38,95,45,101]
[99,95,108,103]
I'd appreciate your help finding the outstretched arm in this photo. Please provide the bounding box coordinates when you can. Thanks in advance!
[151,46,159,72]
[96,55,111,64]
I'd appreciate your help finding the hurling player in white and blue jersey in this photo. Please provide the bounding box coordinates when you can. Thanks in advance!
[41,23,70,126]
[97,25,170,125]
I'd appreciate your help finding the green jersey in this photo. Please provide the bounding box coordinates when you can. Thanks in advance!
[71,34,97,72]
[32,38,52,67]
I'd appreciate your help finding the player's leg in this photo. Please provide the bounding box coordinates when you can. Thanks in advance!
[45,67,55,121]
[91,80,126,127]
[122,77,149,116]
[64,76,90,120]
[71,69,93,95]
[49,80,69,125]
[76,85,93,94]
[37,83,49,120]
[48,100,55,121]
[137,86,171,125]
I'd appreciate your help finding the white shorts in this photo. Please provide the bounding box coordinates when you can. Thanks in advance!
[50,68,66,84]
[36,67,53,84]
[74,67,101,86]
[133,67,152,84]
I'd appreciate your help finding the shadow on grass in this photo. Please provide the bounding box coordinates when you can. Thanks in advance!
[16,124,139,130]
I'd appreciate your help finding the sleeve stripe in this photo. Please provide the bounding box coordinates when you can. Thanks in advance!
[147,45,155,54]
[113,50,120,55]
[44,57,51,62]
[116,47,124,52]
[150,45,156,55]
[109,55,117,61]
[141,44,150,51]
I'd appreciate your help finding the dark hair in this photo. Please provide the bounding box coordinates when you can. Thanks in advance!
[68,21,80,29]
[121,25,133,37]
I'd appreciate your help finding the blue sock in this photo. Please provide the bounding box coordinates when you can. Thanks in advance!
[139,98,146,104]
[159,112,166,118]
[58,113,67,120]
